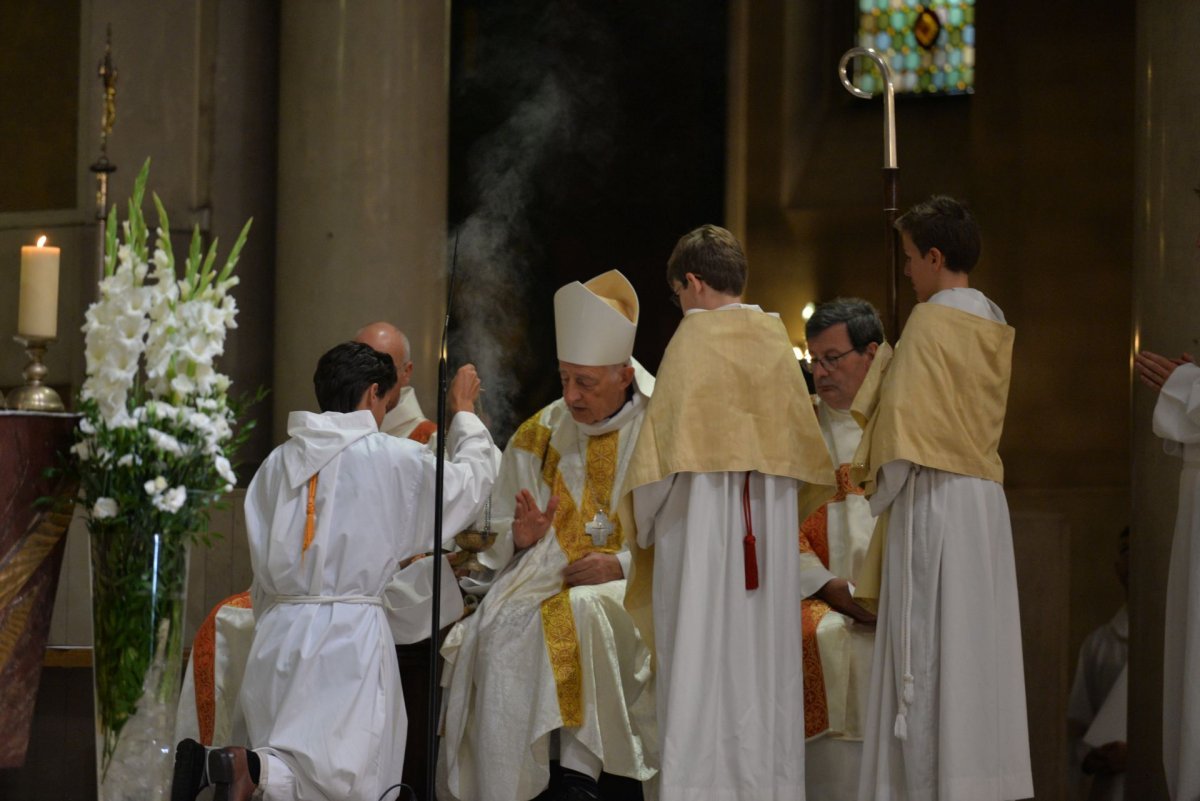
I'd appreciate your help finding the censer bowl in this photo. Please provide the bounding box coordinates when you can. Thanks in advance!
[454,528,497,574]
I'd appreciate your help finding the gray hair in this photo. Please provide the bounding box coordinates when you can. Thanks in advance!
[805,298,885,349]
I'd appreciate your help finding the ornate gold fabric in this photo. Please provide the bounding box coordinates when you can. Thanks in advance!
[540,591,584,727]
[526,428,625,725]
[802,598,832,738]
[850,303,1014,496]
[622,309,834,499]
[510,417,552,460]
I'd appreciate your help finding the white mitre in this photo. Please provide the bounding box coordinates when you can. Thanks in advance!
[553,269,638,366]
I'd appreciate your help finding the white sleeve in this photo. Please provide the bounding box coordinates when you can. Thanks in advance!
[436,411,499,546]
[631,476,674,548]
[798,552,836,599]
[1154,363,1200,450]
[383,555,465,644]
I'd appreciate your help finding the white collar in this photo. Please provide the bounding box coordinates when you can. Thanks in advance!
[380,386,425,432]
[684,302,761,315]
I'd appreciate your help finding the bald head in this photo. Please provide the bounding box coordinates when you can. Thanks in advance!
[355,322,414,389]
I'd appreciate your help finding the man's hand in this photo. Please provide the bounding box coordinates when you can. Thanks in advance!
[1082,741,1127,776]
[449,364,481,416]
[512,490,558,549]
[563,552,623,587]
[816,577,877,627]
[1134,349,1194,393]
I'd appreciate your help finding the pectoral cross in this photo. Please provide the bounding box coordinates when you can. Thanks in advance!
[585,509,613,547]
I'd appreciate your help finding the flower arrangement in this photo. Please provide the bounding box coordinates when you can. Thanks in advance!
[73,160,255,798]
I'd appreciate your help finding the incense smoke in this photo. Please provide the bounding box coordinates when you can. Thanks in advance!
[450,4,615,444]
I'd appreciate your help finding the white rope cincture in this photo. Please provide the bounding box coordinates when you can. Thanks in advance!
[270,594,384,606]
[894,464,919,741]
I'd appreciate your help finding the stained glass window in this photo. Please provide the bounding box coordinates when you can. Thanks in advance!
[854,0,975,96]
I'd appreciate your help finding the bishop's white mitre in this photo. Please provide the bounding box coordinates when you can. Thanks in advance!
[553,269,639,366]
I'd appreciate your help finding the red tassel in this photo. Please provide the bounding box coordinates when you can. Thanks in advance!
[743,533,759,590]
[742,473,759,590]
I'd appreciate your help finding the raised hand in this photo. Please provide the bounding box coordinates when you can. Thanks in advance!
[449,364,481,416]
[512,489,559,549]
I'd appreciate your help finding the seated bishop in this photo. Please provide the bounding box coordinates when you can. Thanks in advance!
[439,270,657,801]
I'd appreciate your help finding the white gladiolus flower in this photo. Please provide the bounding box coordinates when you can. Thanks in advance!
[147,428,184,456]
[77,172,248,538]
[92,498,119,519]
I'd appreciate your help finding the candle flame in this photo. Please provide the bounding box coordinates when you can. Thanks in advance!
[36,235,47,248]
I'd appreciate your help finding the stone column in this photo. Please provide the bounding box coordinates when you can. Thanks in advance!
[274,1,449,441]
[1129,4,1200,798]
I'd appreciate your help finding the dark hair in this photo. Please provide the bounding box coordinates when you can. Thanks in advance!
[806,297,885,348]
[313,341,397,413]
[666,224,747,295]
[894,195,981,273]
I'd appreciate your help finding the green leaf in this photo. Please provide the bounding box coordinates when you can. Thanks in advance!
[152,193,175,276]
[104,204,119,277]
[216,218,253,284]
[198,237,219,292]
[184,224,202,294]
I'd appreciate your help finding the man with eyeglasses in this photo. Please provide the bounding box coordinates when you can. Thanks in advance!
[797,298,883,801]
[851,196,1032,801]
[623,224,835,801]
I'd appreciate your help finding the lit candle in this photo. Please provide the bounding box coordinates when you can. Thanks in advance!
[18,235,61,339]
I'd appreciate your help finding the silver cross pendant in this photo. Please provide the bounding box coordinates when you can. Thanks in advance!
[585,509,614,547]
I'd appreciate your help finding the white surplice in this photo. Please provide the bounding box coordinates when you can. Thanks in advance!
[439,375,656,801]
[858,288,1032,801]
[632,471,804,801]
[1152,362,1200,801]
[629,303,808,801]
[240,409,494,801]
[802,401,878,801]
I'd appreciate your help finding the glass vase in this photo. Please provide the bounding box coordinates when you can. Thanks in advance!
[89,527,190,801]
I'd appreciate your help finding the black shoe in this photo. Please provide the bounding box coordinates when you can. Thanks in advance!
[207,746,258,801]
[561,784,601,801]
[559,767,601,801]
[170,738,209,801]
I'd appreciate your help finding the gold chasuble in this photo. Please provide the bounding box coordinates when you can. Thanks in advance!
[849,302,1014,600]
[622,308,836,657]
[508,417,626,726]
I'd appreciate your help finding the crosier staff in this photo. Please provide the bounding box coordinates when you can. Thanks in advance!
[838,47,901,342]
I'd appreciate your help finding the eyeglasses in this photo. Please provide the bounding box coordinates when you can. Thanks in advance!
[802,347,859,373]
[668,274,701,308]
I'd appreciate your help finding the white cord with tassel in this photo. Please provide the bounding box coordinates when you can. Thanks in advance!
[894,464,920,740]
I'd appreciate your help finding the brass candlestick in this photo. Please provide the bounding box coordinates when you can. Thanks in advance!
[8,336,65,412]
